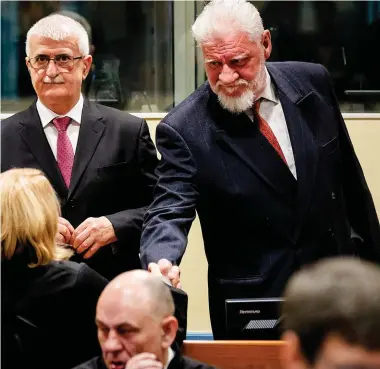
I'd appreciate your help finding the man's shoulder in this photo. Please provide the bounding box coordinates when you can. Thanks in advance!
[267,61,332,99]
[87,100,145,131]
[1,107,35,132]
[71,356,105,369]
[160,82,211,130]
[267,61,327,77]
[267,61,330,90]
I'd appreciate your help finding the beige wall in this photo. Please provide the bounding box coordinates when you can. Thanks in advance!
[146,117,380,333]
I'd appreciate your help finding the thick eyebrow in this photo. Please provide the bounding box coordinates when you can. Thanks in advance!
[204,54,249,64]
[204,58,220,63]
[231,54,249,61]
[117,323,139,330]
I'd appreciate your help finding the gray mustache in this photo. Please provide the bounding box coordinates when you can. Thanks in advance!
[43,77,64,84]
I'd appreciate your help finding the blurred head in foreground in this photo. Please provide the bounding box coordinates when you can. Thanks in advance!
[1,168,72,267]
[281,257,380,369]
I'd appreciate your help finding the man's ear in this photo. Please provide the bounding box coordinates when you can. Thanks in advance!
[25,57,31,73]
[281,331,309,369]
[82,55,93,80]
[261,30,272,60]
[161,316,178,350]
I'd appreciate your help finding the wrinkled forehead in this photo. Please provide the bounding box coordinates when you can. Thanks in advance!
[28,35,80,56]
[201,33,259,60]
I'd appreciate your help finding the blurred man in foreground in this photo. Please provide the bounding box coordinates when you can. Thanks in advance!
[281,257,380,369]
[73,270,217,369]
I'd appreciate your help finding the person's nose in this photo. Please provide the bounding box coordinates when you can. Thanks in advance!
[103,331,123,353]
[45,59,59,77]
[218,64,238,85]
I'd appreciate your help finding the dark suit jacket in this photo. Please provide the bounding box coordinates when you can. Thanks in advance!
[1,257,108,369]
[2,244,187,369]
[140,62,380,337]
[71,353,217,369]
[1,99,158,279]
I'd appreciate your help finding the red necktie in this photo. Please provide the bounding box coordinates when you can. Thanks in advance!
[52,116,74,188]
[253,99,287,164]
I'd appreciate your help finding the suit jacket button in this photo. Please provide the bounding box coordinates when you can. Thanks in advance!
[331,192,336,200]
[69,200,76,208]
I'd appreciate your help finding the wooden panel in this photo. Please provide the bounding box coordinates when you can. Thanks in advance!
[182,340,285,369]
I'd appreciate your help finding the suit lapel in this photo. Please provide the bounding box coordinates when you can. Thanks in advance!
[18,103,68,198]
[214,127,296,204]
[68,100,105,198]
[209,88,296,204]
[267,64,319,239]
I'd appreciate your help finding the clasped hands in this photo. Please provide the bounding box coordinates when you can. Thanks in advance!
[56,216,117,259]
[57,217,182,289]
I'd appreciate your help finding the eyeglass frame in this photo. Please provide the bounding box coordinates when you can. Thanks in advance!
[27,54,85,70]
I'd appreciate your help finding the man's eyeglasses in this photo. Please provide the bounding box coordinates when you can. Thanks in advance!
[28,54,84,70]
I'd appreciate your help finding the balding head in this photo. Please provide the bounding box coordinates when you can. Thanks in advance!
[96,270,178,369]
[98,270,175,321]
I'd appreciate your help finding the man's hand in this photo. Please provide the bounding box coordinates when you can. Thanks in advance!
[148,259,181,289]
[125,353,163,369]
[55,217,74,244]
[70,216,117,259]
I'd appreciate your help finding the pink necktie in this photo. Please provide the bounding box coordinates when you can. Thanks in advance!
[52,117,74,188]
[253,100,287,164]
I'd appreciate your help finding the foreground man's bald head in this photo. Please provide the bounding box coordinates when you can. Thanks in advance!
[96,270,177,369]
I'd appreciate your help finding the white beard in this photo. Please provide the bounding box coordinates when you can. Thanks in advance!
[217,88,255,114]
[214,62,266,114]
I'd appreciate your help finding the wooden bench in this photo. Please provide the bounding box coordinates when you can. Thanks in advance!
[182,340,285,369]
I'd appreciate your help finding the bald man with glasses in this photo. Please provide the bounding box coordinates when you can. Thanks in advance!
[1,14,158,280]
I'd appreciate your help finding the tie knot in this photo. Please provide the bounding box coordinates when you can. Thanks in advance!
[53,116,71,132]
[253,99,262,114]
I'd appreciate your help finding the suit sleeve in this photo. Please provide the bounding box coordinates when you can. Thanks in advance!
[140,122,198,269]
[321,66,380,261]
[105,120,158,245]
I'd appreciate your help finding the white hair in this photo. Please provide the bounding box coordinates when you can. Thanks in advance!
[192,0,264,45]
[25,14,89,57]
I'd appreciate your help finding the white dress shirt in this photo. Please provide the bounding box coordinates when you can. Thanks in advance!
[164,347,175,369]
[36,94,84,159]
[246,68,297,179]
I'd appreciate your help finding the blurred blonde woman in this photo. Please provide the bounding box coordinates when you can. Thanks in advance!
[1,167,72,265]
[1,168,108,369]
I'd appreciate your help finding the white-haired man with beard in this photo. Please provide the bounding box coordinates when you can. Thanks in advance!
[140,0,380,339]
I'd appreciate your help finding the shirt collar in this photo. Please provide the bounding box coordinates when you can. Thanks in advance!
[36,94,84,128]
[244,67,277,120]
[259,67,278,104]
[163,347,175,369]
